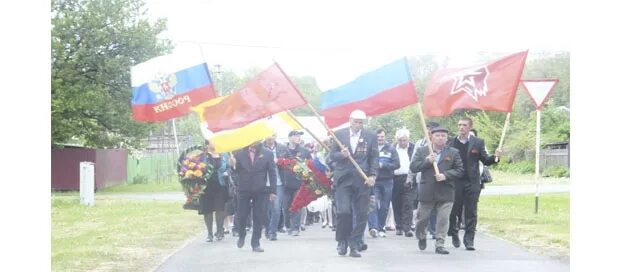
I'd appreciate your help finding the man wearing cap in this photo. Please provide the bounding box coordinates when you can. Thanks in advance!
[330,110,379,258]
[410,126,463,254]
[232,142,277,252]
[447,117,502,251]
[280,130,311,237]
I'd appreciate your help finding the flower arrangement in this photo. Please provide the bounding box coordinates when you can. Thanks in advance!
[177,146,214,210]
[289,157,333,212]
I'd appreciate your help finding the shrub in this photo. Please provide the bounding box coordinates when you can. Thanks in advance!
[132,175,148,184]
[493,160,535,174]
[542,166,570,178]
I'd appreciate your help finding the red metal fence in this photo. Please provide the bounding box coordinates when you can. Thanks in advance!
[51,148,128,190]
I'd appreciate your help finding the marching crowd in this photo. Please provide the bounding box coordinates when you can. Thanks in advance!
[195,109,501,257]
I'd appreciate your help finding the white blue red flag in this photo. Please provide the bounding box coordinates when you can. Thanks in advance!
[131,51,216,122]
[319,58,419,128]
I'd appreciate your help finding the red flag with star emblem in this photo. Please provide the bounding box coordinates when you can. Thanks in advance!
[200,63,307,132]
[423,51,528,116]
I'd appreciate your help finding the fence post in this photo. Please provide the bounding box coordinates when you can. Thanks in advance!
[80,161,95,206]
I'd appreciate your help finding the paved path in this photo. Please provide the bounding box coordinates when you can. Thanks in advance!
[154,223,569,272]
[102,184,569,202]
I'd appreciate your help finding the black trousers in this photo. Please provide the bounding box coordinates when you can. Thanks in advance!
[334,173,370,249]
[448,180,481,246]
[236,191,268,248]
[391,174,417,232]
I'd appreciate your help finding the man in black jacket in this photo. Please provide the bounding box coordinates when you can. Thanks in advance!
[329,110,378,258]
[447,117,501,251]
[279,130,311,237]
[232,142,277,252]
[391,127,416,237]
[411,126,464,254]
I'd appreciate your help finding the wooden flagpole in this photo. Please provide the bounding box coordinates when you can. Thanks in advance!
[498,112,511,150]
[286,110,329,151]
[415,103,440,175]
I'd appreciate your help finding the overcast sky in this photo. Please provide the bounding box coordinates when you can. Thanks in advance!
[143,0,570,91]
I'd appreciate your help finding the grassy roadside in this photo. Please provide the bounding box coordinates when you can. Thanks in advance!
[52,195,203,272]
[478,193,569,260]
[490,170,570,186]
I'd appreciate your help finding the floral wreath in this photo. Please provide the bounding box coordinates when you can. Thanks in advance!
[177,145,215,210]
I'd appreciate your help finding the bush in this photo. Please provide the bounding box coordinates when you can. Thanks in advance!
[543,166,570,177]
[132,175,148,184]
[493,160,535,174]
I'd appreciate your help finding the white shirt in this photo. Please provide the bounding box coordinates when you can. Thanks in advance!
[349,129,361,153]
[395,145,410,175]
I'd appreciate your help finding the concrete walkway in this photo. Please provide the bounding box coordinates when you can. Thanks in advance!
[154,223,569,272]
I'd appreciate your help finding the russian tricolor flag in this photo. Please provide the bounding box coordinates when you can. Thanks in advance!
[131,51,216,122]
[320,58,419,128]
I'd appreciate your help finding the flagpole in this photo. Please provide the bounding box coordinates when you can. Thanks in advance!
[535,110,541,214]
[415,103,440,175]
[305,103,370,183]
[286,110,329,151]
[498,112,512,150]
[273,62,369,184]
[171,119,180,156]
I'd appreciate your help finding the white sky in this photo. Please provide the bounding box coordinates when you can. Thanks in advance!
[143,0,570,91]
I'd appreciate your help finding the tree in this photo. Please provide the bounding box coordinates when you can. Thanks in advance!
[52,0,172,148]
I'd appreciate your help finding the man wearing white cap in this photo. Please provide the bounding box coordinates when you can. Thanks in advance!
[330,109,379,258]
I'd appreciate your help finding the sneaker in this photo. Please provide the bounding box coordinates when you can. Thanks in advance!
[377,231,387,238]
[369,229,378,238]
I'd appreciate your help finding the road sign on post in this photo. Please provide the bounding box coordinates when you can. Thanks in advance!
[80,161,95,206]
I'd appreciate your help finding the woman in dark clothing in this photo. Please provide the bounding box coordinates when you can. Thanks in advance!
[199,140,231,242]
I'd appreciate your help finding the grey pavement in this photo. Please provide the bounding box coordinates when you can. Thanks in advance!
[154,223,569,272]
[102,184,569,202]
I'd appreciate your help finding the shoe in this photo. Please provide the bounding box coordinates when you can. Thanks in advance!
[435,247,450,254]
[452,234,461,248]
[292,231,300,236]
[377,231,386,238]
[269,234,277,241]
[206,234,214,243]
[369,229,378,238]
[331,226,336,232]
[405,231,414,237]
[385,226,394,231]
[396,230,403,236]
[418,239,427,250]
[322,224,328,229]
[337,241,348,256]
[431,234,436,240]
[300,226,306,231]
[232,231,239,237]
[224,229,230,234]
[237,238,245,248]
[252,246,265,252]
[465,245,475,251]
[359,243,368,252]
[349,248,362,258]
[215,233,224,241]
[278,228,286,233]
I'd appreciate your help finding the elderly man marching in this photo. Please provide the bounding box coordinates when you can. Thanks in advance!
[330,110,378,258]
[410,126,463,254]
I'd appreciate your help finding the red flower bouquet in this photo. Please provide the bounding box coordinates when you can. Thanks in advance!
[289,157,333,212]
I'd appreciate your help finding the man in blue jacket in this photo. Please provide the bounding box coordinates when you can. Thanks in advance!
[368,129,400,238]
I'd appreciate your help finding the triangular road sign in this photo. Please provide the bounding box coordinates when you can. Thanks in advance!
[520,79,559,109]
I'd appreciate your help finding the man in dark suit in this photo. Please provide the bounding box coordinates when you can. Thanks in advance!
[410,126,463,254]
[447,117,501,251]
[232,142,277,252]
[329,110,378,258]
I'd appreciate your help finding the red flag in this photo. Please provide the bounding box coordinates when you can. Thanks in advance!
[201,63,307,132]
[423,51,528,116]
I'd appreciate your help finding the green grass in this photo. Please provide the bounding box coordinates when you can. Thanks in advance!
[478,193,569,260]
[98,180,182,194]
[490,169,570,186]
[52,195,204,272]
